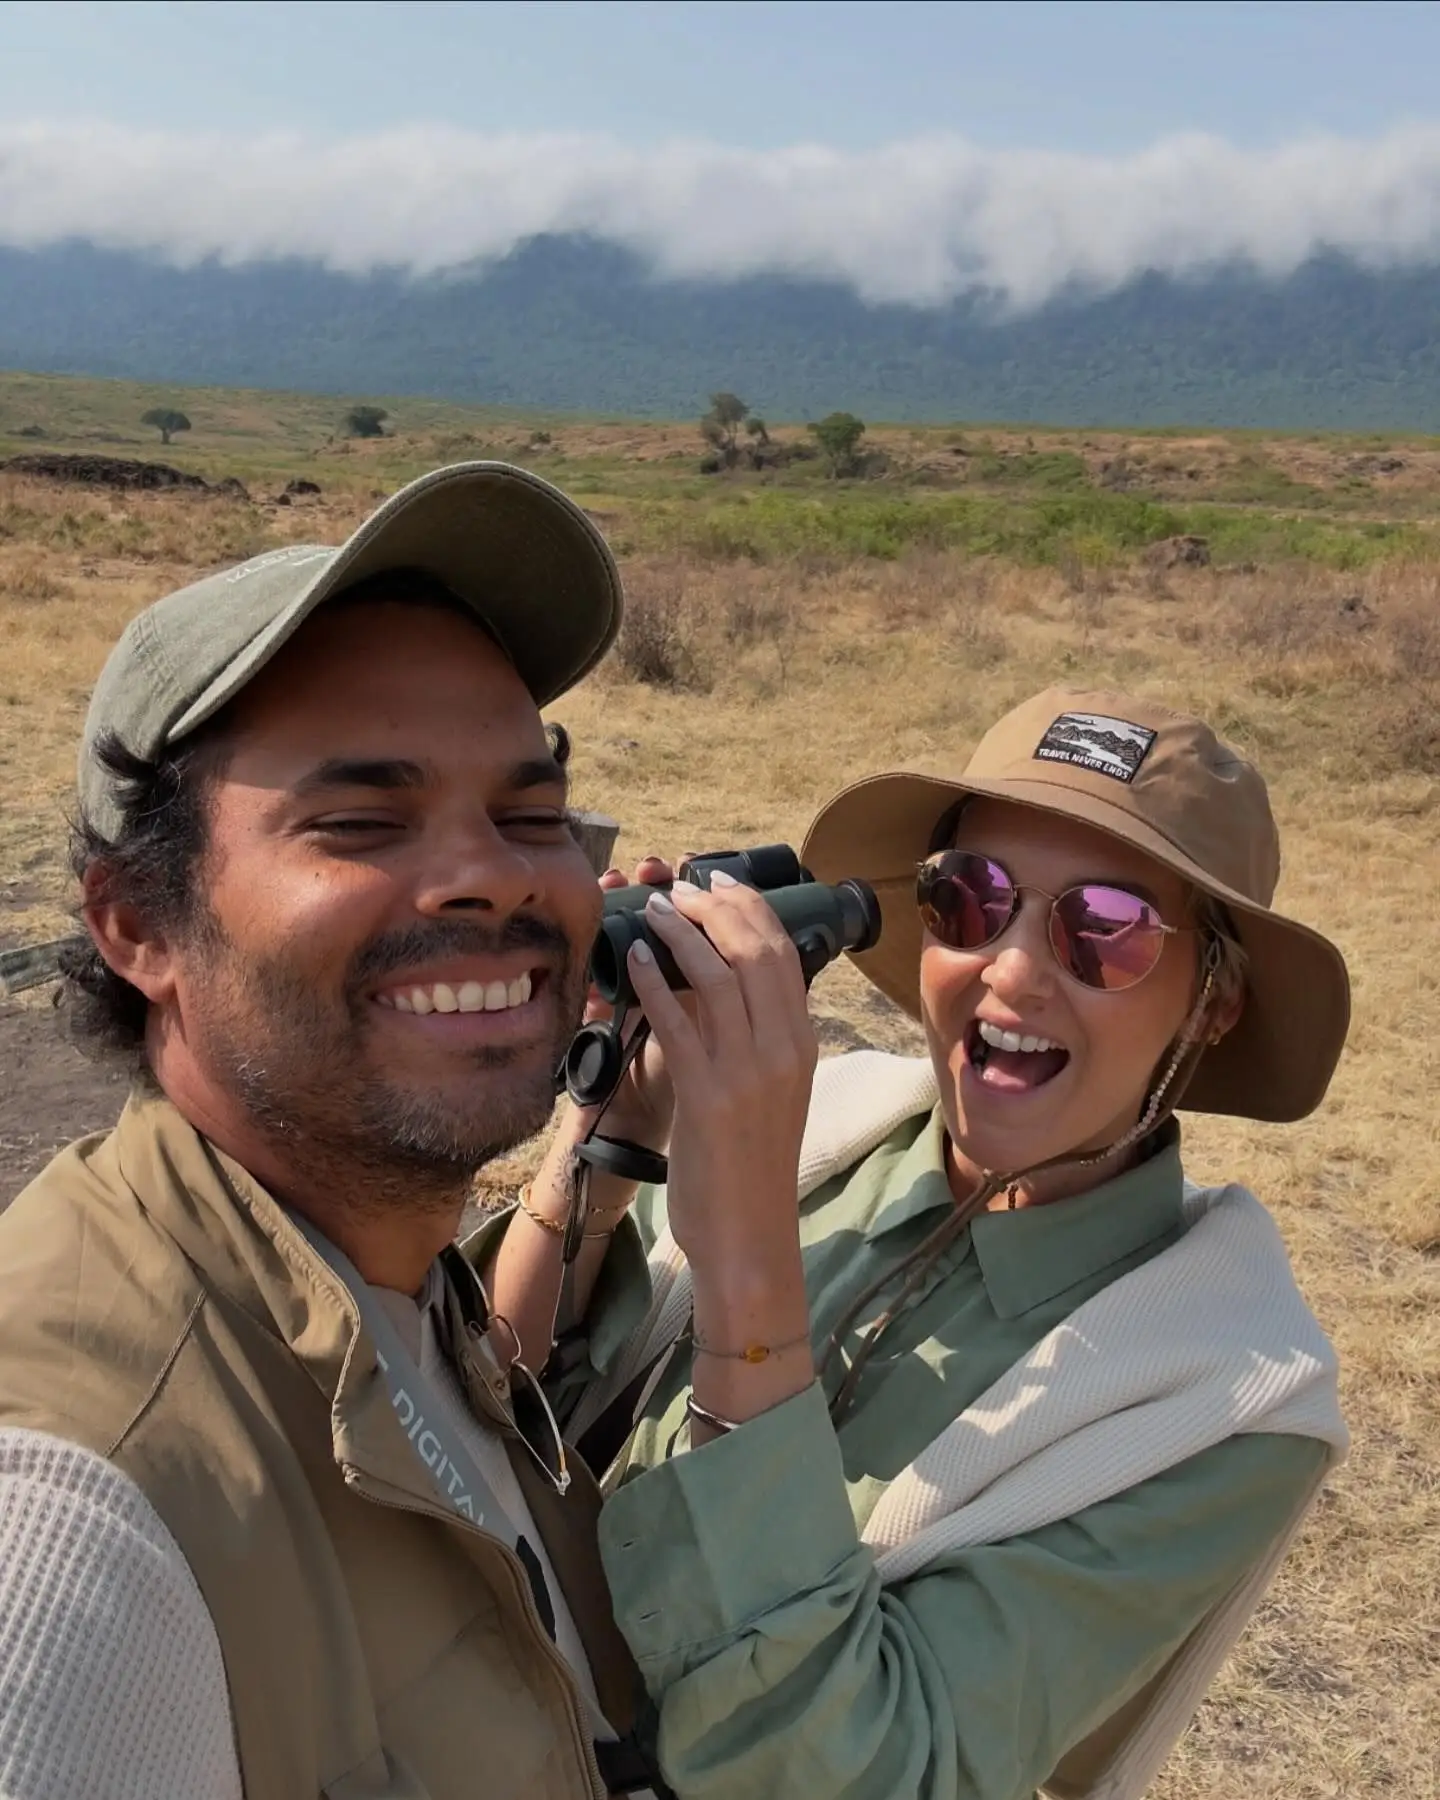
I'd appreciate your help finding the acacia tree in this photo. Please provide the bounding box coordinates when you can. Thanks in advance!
[141,407,191,446]
[700,391,748,467]
[345,404,389,439]
[810,411,867,477]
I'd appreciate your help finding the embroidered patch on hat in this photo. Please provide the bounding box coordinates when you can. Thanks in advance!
[1034,711,1157,783]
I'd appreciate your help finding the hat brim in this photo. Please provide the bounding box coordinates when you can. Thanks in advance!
[802,770,1350,1124]
[169,461,621,740]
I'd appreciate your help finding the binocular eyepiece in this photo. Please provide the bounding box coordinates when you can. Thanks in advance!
[589,844,882,1009]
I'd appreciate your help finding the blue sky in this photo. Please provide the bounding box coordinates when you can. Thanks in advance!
[3,0,1438,152]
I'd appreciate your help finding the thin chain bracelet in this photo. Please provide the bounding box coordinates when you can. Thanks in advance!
[690,1327,812,1364]
[516,1185,629,1240]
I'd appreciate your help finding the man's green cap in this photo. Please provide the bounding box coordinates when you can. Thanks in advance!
[79,461,623,839]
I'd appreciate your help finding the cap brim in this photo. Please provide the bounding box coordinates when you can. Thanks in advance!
[170,461,621,740]
[802,770,1351,1124]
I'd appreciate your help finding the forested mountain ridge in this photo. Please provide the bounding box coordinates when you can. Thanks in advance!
[2,235,1438,429]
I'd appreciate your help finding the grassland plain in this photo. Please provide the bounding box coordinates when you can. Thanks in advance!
[1,372,1438,1798]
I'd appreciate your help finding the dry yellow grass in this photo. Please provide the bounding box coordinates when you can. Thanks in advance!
[1,461,1437,1798]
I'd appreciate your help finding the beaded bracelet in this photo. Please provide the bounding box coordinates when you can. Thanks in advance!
[690,1327,811,1364]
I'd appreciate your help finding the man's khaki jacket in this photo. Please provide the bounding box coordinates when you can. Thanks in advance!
[0,1089,636,1799]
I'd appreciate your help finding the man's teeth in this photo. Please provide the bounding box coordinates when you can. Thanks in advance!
[977,1019,1062,1055]
[385,972,534,1015]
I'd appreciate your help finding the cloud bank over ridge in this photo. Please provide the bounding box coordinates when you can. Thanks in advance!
[5,120,1440,309]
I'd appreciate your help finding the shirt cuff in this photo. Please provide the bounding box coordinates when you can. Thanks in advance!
[598,1381,861,1662]
[463,1204,654,1381]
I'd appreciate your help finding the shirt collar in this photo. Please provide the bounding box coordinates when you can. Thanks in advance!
[863,1106,958,1242]
[864,1104,1186,1320]
[971,1121,1185,1318]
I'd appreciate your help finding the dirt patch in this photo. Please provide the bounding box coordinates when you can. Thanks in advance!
[0,881,47,916]
[0,1001,130,1210]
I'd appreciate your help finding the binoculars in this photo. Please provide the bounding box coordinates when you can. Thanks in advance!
[589,843,882,1009]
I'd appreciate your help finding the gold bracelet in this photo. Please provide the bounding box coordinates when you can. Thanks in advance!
[690,1327,811,1364]
[516,1185,629,1240]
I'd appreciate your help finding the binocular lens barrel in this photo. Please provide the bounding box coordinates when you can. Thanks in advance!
[590,876,882,1007]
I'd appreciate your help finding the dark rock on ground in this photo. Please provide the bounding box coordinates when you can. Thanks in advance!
[1144,534,1211,569]
[2,452,210,492]
[2,453,254,502]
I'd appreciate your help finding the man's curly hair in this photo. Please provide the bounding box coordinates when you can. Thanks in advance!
[57,728,227,1067]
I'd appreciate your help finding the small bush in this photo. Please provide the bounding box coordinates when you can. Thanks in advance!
[615,576,710,690]
[976,450,1089,491]
[1372,691,1440,775]
[1055,541,1086,595]
[1384,608,1440,684]
[721,586,787,648]
[1,556,72,603]
[345,405,389,439]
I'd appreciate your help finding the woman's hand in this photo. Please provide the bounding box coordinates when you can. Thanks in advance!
[582,856,683,1150]
[628,873,820,1435]
[624,873,819,1270]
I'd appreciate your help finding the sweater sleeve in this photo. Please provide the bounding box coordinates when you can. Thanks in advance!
[0,1427,242,1800]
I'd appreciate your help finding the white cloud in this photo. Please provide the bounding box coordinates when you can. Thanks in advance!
[3,120,1440,308]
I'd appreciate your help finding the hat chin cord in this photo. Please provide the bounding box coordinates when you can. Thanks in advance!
[820,959,1220,1425]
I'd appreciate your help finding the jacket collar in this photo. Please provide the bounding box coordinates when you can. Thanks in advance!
[108,1086,516,1501]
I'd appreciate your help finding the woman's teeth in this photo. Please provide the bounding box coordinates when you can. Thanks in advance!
[381,972,533,1016]
[977,1019,1062,1055]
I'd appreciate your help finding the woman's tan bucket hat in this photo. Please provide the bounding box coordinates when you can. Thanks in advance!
[802,686,1350,1122]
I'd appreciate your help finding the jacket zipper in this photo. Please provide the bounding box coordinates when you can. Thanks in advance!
[342,1465,609,1799]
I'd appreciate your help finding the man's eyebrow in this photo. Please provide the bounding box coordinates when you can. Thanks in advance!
[291,757,430,796]
[508,755,569,794]
[288,754,569,798]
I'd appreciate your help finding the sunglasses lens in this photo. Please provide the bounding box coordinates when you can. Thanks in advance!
[1051,886,1168,990]
[509,1361,570,1493]
[918,852,1016,950]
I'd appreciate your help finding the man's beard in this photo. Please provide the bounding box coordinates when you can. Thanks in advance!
[187,911,588,1210]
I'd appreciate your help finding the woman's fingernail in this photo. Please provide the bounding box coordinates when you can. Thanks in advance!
[707,869,740,888]
[631,941,654,965]
[646,891,675,915]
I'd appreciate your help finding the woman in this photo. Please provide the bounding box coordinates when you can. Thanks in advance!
[485,685,1350,1800]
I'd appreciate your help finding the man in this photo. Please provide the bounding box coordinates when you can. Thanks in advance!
[0,463,651,1799]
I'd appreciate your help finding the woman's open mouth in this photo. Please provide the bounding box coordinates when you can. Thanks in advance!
[965,1018,1071,1095]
